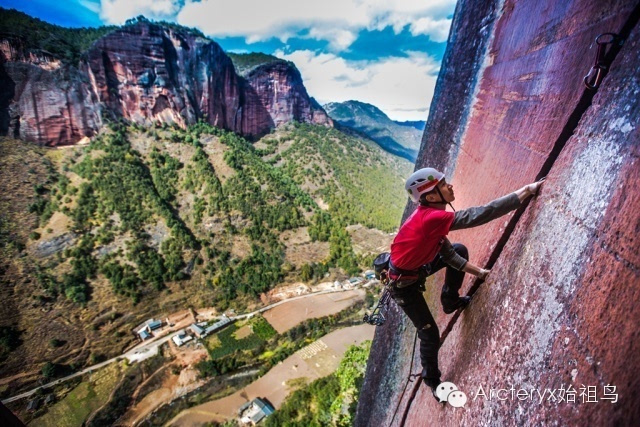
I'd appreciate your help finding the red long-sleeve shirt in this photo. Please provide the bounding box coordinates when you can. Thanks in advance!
[390,206,454,271]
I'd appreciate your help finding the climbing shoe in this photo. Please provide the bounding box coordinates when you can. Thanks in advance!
[423,377,445,404]
[441,295,471,314]
[421,368,444,404]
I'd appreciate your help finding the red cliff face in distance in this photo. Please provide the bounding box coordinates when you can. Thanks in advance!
[0,21,331,146]
[356,0,640,425]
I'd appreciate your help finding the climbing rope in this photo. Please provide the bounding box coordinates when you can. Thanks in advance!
[389,329,420,427]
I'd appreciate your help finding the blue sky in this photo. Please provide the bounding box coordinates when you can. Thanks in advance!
[1,0,456,121]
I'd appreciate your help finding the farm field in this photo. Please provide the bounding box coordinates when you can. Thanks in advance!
[167,323,375,426]
[31,362,124,427]
[263,289,365,333]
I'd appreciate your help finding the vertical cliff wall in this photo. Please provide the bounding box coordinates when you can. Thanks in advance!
[85,22,241,132]
[1,38,103,145]
[357,0,640,425]
[0,21,330,146]
[239,61,332,136]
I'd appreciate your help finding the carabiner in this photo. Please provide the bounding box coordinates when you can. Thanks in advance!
[583,66,604,90]
[583,32,622,90]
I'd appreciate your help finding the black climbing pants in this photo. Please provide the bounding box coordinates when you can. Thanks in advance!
[389,243,469,381]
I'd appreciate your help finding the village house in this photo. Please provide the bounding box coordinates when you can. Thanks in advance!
[238,398,275,425]
[136,318,163,340]
[172,330,193,347]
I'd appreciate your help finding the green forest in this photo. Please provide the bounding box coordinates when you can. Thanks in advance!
[27,120,410,309]
[0,8,208,65]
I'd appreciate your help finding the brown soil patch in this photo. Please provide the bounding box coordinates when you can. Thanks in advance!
[234,325,252,339]
[264,283,312,303]
[168,324,375,426]
[193,307,218,322]
[201,136,236,184]
[263,290,365,334]
[121,343,208,425]
[39,211,71,238]
[346,224,396,256]
[279,227,311,245]
[284,241,329,267]
[315,198,329,210]
[230,234,252,259]
[280,227,329,267]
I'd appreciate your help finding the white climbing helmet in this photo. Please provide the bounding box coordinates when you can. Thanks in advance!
[405,167,445,203]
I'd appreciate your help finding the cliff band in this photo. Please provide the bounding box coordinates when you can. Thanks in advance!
[0,21,331,146]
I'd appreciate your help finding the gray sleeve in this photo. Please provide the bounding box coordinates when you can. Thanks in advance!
[439,238,467,271]
[450,193,521,230]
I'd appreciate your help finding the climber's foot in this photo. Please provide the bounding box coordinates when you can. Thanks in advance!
[423,377,445,404]
[442,295,471,314]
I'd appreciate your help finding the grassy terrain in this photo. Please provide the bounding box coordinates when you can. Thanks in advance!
[227,52,287,75]
[25,120,408,308]
[18,349,168,426]
[0,9,208,65]
[271,123,411,232]
[30,362,124,427]
[0,7,117,64]
[196,302,366,379]
[206,320,268,360]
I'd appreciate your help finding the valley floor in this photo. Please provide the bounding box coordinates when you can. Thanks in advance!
[167,324,375,426]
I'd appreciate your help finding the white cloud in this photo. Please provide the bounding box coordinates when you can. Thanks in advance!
[307,28,358,51]
[95,1,452,120]
[409,16,452,42]
[99,0,456,49]
[275,49,439,121]
[99,0,183,24]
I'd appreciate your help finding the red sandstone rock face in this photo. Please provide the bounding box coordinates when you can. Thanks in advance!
[85,22,240,131]
[1,39,102,145]
[0,22,330,146]
[239,61,332,138]
[357,0,640,425]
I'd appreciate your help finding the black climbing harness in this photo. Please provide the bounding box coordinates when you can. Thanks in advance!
[363,252,398,326]
[583,33,623,90]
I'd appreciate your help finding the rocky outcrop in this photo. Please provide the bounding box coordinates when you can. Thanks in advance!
[0,21,330,146]
[239,60,332,138]
[84,22,240,132]
[357,0,640,425]
[1,38,102,145]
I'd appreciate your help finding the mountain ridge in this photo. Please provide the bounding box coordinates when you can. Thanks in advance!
[324,100,423,162]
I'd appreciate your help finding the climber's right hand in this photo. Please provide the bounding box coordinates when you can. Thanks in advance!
[516,178,545,202]
[478,268,491,281]
[526,177,545,196]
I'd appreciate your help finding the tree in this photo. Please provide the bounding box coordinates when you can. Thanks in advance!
[42,361,57,378]
[49,338,64,348]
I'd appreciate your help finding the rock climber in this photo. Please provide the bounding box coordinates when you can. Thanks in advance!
[388,167,544,401]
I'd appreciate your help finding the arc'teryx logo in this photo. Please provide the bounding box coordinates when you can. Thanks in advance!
[436,382,468,407]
